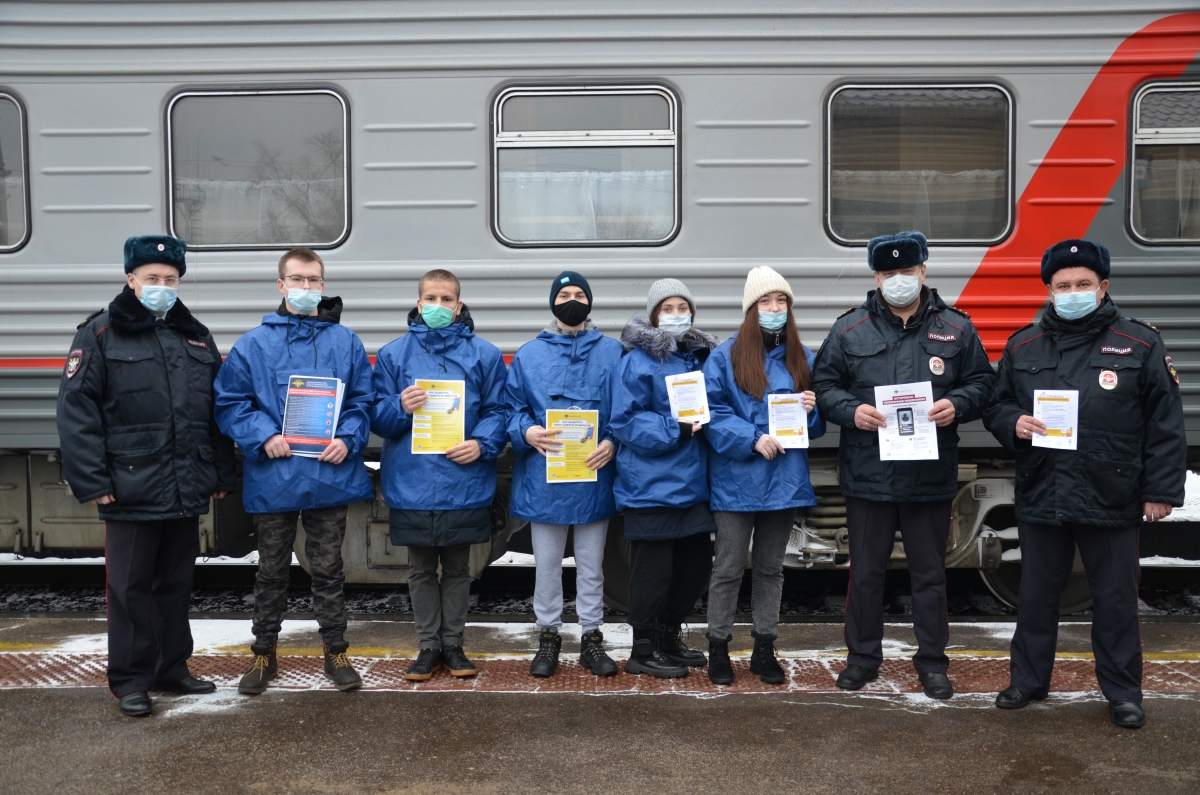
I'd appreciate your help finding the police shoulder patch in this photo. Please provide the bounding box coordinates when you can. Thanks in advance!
[1165,355,1181,385]
[64,348,84,379]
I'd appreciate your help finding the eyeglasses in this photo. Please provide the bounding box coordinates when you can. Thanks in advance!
[284,276,325,287]
[133,275,182,288]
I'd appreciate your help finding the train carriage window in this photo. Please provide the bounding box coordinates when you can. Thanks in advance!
[826,85,1012,245]
[494,86,679,246]
[168,89,348,249]
[0,93,28,252]
[1131,83,1200,244]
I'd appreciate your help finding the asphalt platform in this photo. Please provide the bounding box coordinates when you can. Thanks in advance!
[1,616,1198,794]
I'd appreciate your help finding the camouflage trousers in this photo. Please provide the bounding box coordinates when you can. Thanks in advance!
[251,504,349,646]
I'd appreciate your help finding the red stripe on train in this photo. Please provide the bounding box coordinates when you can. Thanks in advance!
[958,12,1200,359]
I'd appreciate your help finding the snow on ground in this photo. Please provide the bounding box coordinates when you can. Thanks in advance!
[1161,470,1200,521]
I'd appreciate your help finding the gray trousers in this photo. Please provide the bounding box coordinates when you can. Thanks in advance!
[531,520,609,633]
[706,508,795,639]
[407,544,472,650]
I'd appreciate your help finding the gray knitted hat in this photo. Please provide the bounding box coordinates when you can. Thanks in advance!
[646,278,695,316]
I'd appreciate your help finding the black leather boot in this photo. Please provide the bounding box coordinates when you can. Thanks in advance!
[529,629,562,678]
[625,638,688,678]
[579,629,618,677]
[238,641,277,695]
[117,692,152,717]
[996,685,1046,710]
[707,634,735,686]
[324,640,362,691]
[155,675,216,695]
[836,663,879,690]
[749,631,786,685]
[655,624,707,667]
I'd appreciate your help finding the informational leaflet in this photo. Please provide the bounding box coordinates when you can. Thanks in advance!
[411,379,466,454]
[281,375,345,458]
[1032,389,1079,450]
[767,393,809,449]
[664,371,711,425]
[545,409,599,483]
[874,381,939,461]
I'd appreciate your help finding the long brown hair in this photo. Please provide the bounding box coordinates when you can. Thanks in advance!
[731,302,811,400]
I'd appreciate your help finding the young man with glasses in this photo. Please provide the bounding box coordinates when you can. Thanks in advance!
[57,235,238,717]
[214,247,375,694]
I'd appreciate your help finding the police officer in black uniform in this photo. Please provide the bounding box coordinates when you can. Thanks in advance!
[984,239,1186,729]
[57,235,237,717]
[812,230,995,699]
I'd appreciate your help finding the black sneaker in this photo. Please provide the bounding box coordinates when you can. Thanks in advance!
[530,629,562,678]
[443,645,478,678]
[324,641,362,691]
[404,648,443,681]
[707,634,735,686]
[238,642,277,695]
[655,624,707,667]
[625,639,688,678]
[579,629,618,677]
[749,631,786,685]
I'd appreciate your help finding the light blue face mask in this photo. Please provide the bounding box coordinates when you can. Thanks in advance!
[1053,288,1099,321]
[658,313,693,339]
[880,273,921,307]
[287,288,322,314]
[138,285,177,315]
[759,310,788,332]
[421,303,455,330]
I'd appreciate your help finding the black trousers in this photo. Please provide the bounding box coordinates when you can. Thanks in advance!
[1011,521,1142,704]
[105,517,200,697]
[627,532,713,637]
[844,497,952,675]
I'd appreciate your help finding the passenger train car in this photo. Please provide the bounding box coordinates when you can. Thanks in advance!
[1,1,1198,611]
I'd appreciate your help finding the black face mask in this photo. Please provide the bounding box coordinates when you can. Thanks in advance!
[552,300,590,327]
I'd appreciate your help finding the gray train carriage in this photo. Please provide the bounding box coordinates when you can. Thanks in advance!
[1,1,1198,613]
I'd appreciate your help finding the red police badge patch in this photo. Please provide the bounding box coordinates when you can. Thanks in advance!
[1100,346,1132,355]
[186,338,208,350]
[927,332,957,342]
[65,348,83,379]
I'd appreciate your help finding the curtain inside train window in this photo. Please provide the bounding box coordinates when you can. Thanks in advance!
[0,94,28,251]
[169,90,348,249]
[494,88,678,246]
[1132,85,1200,244]
[827,86,1012,245]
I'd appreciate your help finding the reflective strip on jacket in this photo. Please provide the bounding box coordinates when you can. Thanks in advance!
[983,297,1186,527]
[505,325,624,525]
[702,335,826,512]
[213,299,375,514]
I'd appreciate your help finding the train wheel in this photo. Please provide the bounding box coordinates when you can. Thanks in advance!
[601,514,631,613]
[978,543,1093,616]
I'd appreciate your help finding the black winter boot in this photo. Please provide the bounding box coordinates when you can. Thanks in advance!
[749,631,785,685]
[529,629,562,678]
[655,624,707,667]
[707,634,735,685]
[579,629,618,677]
[625,638,688,678]
[238,641,277,695]
[324,640,362,691]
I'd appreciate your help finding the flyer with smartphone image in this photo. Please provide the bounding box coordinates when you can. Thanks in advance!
[874,381,938,460]
[767,393,809,449]
[545,408,599,483]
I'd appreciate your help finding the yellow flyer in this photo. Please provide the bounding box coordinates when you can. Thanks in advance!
[411,379,466,454]
[545,409,599,483]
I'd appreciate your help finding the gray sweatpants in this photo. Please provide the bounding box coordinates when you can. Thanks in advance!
[531,520,608,632]
[706,509,795,639]
[407,544,472,650]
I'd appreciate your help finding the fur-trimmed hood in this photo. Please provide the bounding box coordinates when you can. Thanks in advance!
[108,285,210,339]
[620,315,718,362]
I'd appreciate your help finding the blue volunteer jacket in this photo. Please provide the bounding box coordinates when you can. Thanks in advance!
[505,323,624,525]
[609,316,719,514]
[702,334,826,513]
[213,298,375,513]
[371,306,508,512]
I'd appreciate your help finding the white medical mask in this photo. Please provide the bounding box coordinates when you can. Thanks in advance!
[137,285,177,315]
[658,313,692,339]
[287,288,322,314]
[1053,288,1099,321]
[881,273,921,307]
[759,310,788,332]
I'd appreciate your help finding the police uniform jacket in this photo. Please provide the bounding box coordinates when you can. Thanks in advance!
[812,287,995,502]
[983,296,1186,527]
[56,287,237,521]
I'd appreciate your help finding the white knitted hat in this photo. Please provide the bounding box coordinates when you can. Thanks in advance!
[742,266,794,314]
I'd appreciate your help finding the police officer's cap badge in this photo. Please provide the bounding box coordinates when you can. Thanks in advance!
[65,348,83,379]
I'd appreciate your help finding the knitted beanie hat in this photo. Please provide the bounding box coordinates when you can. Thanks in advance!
[742,266,793,314]
[646,278,695,317]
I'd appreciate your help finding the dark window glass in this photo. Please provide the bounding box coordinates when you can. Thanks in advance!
[828,87,1010,243]
[0,96,27,250]
[502,94,670,132]
[1132,144,1200,242]
[170,92,346,248]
